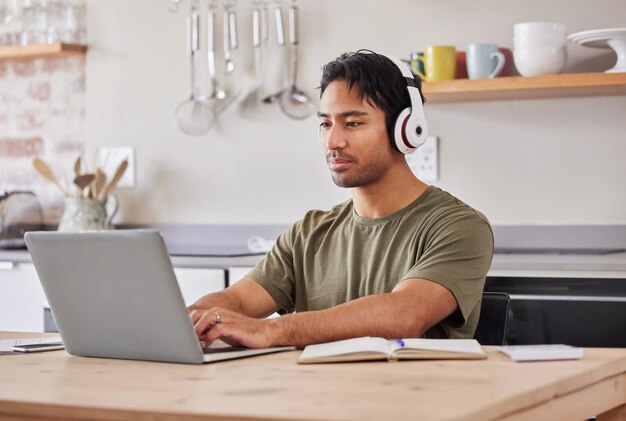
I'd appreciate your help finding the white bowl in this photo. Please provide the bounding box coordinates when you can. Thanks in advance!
[514,46,567,76]
[514,22,567,36]
[514,33,567,47]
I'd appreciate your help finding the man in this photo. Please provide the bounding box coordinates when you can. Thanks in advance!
[189,51,494,348]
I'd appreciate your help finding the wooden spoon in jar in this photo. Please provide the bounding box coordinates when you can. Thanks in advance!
[94,169,107,198]
[33,157,67,195]
[100,159,128,199]
[73,156,81,177]
[73,156,82,196]
[74,174,95,198]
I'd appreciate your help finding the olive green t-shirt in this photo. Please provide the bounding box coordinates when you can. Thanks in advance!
[247,186,494,339]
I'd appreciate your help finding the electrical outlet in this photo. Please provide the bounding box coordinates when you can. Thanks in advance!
[96,147,136,188]
[405,136,438,182]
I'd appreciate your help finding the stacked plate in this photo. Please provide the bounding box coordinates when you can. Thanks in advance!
[568,28,626,73]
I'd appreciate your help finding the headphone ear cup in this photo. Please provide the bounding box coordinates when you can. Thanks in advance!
[393,108,415,155]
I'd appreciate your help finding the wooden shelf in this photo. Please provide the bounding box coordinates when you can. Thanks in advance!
[422,72,626,103]
[0,43,87,61]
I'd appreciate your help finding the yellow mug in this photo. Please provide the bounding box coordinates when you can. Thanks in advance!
[414,46,457,82]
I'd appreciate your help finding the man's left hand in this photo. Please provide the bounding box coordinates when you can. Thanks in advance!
[189,307,276,348]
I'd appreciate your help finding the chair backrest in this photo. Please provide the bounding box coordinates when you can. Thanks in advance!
[474,292,511,345]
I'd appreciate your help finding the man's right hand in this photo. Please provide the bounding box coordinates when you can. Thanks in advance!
[189,306,278,348]
[186,277,280,342]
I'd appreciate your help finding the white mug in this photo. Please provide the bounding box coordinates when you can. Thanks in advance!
[466,43,505,79]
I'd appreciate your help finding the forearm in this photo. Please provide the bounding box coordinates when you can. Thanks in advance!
[189,291,240,313]
[189,278,279,318]
[269,291,426,348]
[268,278,459,348]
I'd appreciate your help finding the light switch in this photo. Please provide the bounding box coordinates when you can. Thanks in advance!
[405,136,438,182]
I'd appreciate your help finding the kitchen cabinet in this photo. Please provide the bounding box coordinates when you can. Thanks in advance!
[0,43,86,61]
[0,258,226,333]
[0,262,47,332]
[423,72,626,103]
[485,274,626,347]
[228,266,280,319]
[173,267,225,306]
[228,266,254,286]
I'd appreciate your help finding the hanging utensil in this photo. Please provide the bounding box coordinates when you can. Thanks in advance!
[239,6,262,114]
[168,0,183,13]
[208,3,240,116]
[32,158,67,195]
[279,4,315,119]
[207,5,225,100]
[223,7,235,74]
[226,6,243,106]
[260,1,269,44]
[175,5,214,136]
[262,4,287,104]
[228,7,238,50]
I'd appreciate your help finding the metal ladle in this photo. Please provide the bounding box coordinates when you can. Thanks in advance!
[175,6,214,136]
[279,4,314,119]
[208,3,244,116]
[239,6,262,114]
[262,4,287,104]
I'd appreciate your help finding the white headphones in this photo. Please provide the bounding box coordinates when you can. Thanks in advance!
[379,53,429,154]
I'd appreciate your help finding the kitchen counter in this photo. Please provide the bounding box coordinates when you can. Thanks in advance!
[0,245,264,270]
[4,248,626,275]
[3,224,626,277]
[0,224,284,270]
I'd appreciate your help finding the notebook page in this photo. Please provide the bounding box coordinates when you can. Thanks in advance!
[393,339,485,355]
[300,337,390,360]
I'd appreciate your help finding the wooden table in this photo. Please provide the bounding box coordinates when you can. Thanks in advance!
[1,332,625,421]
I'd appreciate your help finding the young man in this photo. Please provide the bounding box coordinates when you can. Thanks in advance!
[189,51,494,348]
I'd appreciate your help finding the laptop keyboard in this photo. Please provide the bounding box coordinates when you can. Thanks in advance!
[202,346,248,354]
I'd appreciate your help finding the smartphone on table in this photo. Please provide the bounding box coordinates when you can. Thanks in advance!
[11,342,65,353]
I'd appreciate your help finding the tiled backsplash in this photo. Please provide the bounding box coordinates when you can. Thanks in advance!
[0,56,85,222]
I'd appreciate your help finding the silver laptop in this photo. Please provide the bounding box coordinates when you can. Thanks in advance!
[25,229,292,364]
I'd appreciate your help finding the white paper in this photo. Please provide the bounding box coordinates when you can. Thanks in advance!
[0,337,62,352]
[497,344,584,362]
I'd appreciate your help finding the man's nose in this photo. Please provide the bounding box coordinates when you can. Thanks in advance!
[325,125,347,150]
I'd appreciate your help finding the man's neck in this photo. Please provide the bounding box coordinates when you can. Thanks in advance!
[351,164,430,219]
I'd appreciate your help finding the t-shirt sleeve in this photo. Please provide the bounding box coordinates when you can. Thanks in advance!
[245,222,300,313]
[400,212,494,327]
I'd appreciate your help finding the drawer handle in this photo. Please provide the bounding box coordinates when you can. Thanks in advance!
[0,261,16,271]
[509,294,626,303]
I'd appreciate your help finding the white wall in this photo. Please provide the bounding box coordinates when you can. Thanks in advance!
[84,0,626,225]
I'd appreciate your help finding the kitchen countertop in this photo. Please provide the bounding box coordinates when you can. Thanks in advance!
[4,248,626,277]
[2,224,626,277]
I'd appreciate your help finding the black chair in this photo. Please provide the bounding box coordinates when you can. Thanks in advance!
[474,292,511,345]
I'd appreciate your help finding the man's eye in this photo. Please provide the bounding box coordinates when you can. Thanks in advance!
[346,121,361,127]
[319,122,331,129]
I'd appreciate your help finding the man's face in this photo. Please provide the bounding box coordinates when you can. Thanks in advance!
[318,81,397,188]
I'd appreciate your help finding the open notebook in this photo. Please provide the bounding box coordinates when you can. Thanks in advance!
[298,337,487,364]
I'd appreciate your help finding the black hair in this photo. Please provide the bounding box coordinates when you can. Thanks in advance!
[319,50,426,141]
